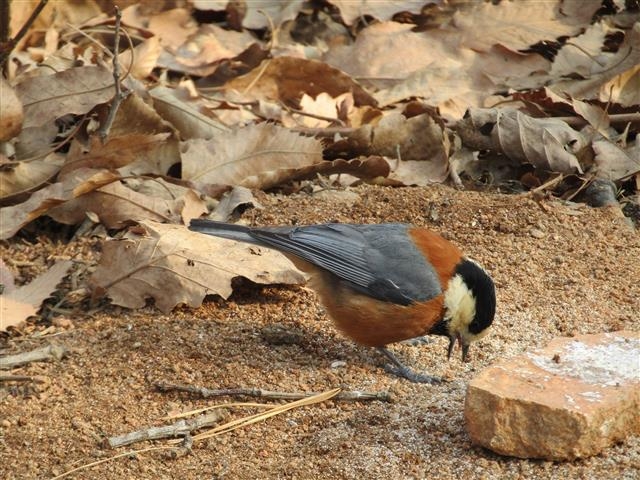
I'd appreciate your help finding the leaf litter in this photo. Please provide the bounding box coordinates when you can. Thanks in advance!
[0,1,639,478]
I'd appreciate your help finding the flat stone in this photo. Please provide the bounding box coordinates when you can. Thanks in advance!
[464,331,640,460]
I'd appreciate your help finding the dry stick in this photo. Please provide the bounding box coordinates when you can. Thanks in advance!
[155,381,393,402]
[557,112,640,128]
[107,411,226,448]
[0,374,43,383]
[292,126,357,137]
[55,390,338,479]
[0,0,48,66]
[0,1,9,44]
[282,102,347,127]
[0,344,67,369]
[98,6,128,142]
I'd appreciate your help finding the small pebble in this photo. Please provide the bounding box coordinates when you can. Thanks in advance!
[530,228,545,239]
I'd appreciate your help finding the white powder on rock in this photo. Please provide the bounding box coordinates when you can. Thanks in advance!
[528,334,640,387]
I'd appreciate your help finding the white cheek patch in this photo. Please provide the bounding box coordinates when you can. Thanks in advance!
[444,274,476,335]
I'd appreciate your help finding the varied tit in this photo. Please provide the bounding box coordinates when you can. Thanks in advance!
[189,220,496,383]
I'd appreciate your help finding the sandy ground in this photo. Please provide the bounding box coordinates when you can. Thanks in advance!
[1,184,639,479]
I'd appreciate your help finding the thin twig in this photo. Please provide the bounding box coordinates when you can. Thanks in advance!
[98,6,129,142]
[155,382,393,402]
[282,102,346,127]
[291,126,358,137]
[107,411,226,448]
[556,113,640,128]
[0,374,43,383]
[0,0,49,67]
[0,344,67,369]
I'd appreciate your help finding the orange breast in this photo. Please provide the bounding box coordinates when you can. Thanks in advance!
[319,286,445,347]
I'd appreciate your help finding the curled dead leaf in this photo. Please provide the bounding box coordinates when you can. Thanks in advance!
[0,153,64,205]
[224,56,376,107]
[457,108,585,174]
[90,221,305,312]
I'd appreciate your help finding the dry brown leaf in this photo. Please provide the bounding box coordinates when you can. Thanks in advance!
[117,36,162,79]
[473,45,551,92]
[157,23,259,76]
[0,260,72,331]
[384,158,449,187]
[0,169,119,240]
[48,177,206,229]
[328,0,426,26]
[224,56,376,107]
[61,94,180,177]
[147,8,199,49]
[8,0,101,54]
[572,100,610,134]
[89,221,305,312]
[593,138,640,181]
[324,22,439,84]
[193,0,304,29]
[281,156,391,185]
[372,113,450,162]
[550,22,613,80]
[182,123,323,190]
[0,76,23,141]
[210,186,262,221]
[15,66,115,129]
[373,55,493,117]
[549,23,640,105]
[291,92,353,128]
[0,153,64,203]
[600,64,640,108]
[452,1,596,53]
[150,86,229,140]
[457,108,586,174]
[0,182,66,240]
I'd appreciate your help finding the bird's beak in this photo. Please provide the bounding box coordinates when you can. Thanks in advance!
[447,334,470,362]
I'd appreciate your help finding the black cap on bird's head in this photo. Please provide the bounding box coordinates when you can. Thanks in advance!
[431,258,496,362]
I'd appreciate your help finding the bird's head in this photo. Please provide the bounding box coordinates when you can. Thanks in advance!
[431,258,496,362]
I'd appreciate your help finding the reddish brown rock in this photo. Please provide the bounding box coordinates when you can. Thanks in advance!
[464,331,640,460]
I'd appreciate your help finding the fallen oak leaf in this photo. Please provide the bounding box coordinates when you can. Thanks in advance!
[90,221,305,313]
[48,177,206,229]
[456,108,586,174]
[0,260,73,331]
[60,94,180,177]
[15,66,115,129]
[0,153,65,204]
[223,56,376,107]
[182,123,324,190]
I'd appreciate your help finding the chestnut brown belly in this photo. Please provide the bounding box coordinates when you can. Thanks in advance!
[304,268,445,347]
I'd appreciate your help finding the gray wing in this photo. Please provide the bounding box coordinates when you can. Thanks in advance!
[249,223,442,305]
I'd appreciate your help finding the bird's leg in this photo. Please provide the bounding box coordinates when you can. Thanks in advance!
[378,347,442,384]
[400,335,433,347]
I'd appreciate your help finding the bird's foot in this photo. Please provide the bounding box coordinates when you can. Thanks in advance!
[378,347,443,384]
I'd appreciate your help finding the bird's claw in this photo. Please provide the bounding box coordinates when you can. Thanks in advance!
[383,364,443,384]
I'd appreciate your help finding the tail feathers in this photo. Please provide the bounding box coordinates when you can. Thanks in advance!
[189,219,256,244]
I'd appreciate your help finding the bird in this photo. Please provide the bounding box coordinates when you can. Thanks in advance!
[189,219,496,383]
